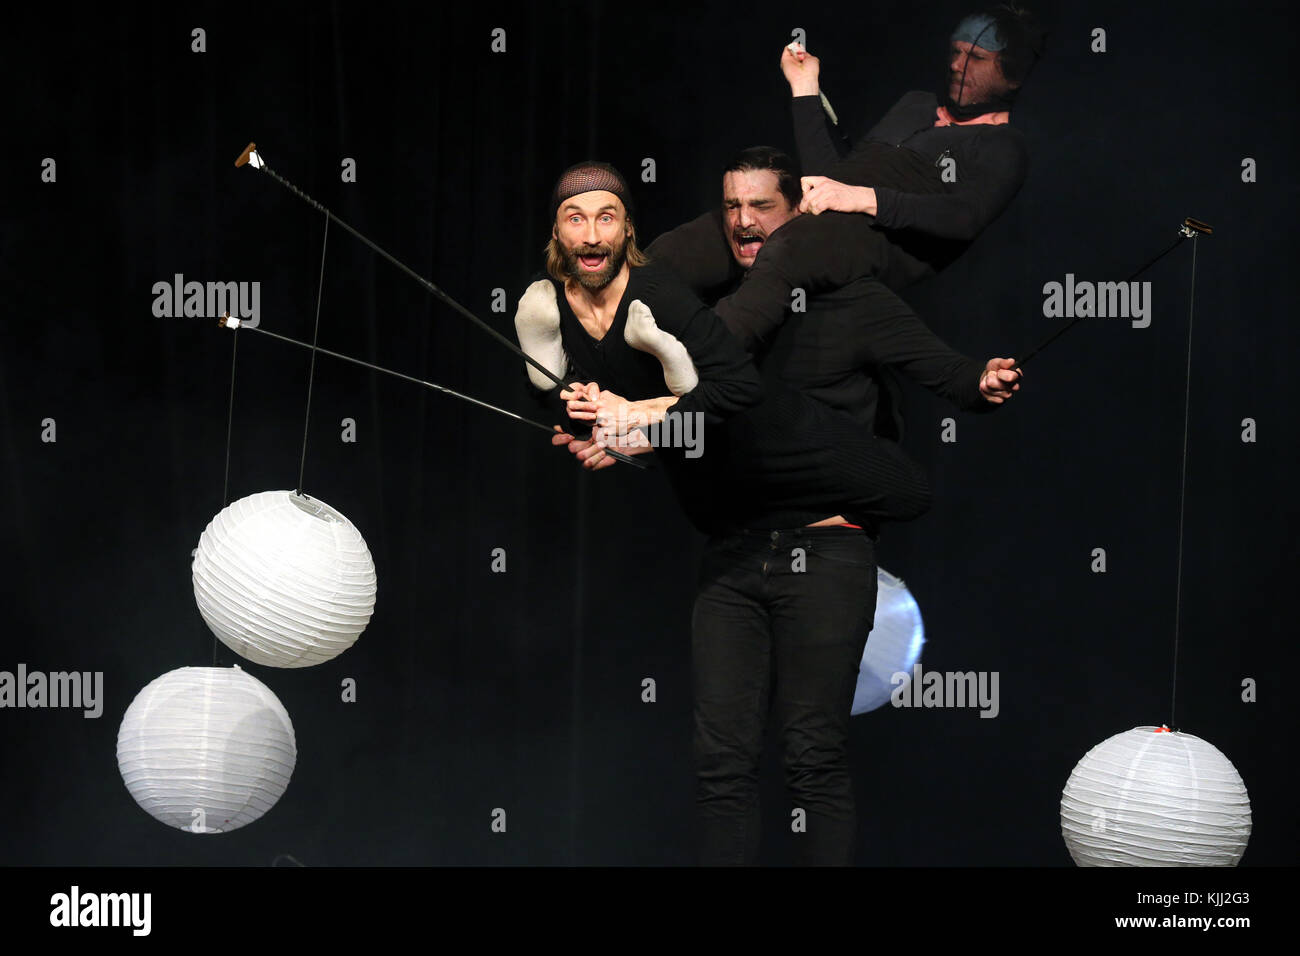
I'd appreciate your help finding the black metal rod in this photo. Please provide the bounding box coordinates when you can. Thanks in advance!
[240,324,649,468]
[239,149,646,468]
[252,159,570,391]
[254,325,555,433]
[1017,231,1192,368]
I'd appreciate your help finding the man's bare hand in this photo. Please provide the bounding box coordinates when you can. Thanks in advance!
[551,425,654,471]
[559,381,594,411]
[561,382,624,425]
[562,381,650,437]
[781,42,821,97]
[799,176,878,216]
[979,358,1023,404]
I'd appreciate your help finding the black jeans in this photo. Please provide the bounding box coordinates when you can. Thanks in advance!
[692,525,878,866]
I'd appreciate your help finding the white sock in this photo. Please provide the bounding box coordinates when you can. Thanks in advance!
[624,299,698,395]
[514,279,568,390]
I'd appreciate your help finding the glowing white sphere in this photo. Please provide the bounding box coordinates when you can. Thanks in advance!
[852,568,926,715]
[192,490,376,668]
[1061,726,1252,866]
[116,666,297,833]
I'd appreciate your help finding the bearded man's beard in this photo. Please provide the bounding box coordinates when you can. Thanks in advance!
[561,233,629,290]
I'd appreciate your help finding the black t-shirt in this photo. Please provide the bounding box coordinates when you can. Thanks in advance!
[544,262,762,426]
[531,263,764,515]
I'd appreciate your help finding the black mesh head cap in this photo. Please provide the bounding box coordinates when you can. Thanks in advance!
[550,161,635,223]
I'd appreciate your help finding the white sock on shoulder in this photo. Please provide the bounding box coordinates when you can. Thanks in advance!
[514,279,568,390]
[624,299,698,396]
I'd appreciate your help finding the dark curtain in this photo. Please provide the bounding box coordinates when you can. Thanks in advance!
[1,0,1294,866]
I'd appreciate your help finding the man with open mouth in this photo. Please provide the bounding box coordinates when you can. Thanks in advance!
[653,4,1047,353]
[643,145,1023,866]
[517,160,1023,867]
[518,161,950,530]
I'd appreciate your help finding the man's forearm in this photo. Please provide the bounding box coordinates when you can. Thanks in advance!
[791,94,851,175]
[633,395,679,426]
[593,395,680,443]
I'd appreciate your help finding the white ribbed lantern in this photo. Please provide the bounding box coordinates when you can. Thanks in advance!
[853,568,926,715]
[1060,726,1252,866]
[116,666,296,833]
[192,490,376,668]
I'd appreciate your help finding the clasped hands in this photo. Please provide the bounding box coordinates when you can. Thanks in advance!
[551,382,656,471]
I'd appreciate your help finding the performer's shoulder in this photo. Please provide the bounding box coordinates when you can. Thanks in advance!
[646,207,725,256]
[976,123,1029,163]
[947,118,1028,166]
[519,270,562,297]
[629,259,693,295]
[987,122,1027,143]
[627,261,710,325]
[897,90,940,112]
[900,89,939,106]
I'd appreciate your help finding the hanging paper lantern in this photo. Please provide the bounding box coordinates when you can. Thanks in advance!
[1060,725,1252,866]
[116,665,297,833]
[852,568,926,715]
[192,490,376,668]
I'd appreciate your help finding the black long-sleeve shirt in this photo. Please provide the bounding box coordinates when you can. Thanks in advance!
[672,265,994,530]
[643,92,1028,362]
[524,264,942,533]
[650,212,994,441]
[645,207,743,306]
[792,90,1029,272]
[638,224,998,532]
[759,273,991,442]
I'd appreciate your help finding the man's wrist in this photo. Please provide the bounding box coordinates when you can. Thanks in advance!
[791,84,820,98]
[633,396,677,426]
[859,186,878,216]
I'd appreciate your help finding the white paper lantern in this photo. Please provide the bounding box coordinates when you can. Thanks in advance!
[852,568,926,715]
[1060,725,1252,866]
[117,665,297,833]
[192,490,376,668]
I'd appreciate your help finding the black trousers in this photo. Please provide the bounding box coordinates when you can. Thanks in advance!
[691,525,877,866]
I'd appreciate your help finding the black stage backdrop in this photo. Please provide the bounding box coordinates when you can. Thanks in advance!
[2,0,1295,870]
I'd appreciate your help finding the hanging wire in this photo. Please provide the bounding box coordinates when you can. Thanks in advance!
[297,211,330,497]
[214,318,241,667]
[1170,236,1200,729]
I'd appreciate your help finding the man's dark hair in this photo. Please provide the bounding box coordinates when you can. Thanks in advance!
[988,3,1047,87]
[724,146,801,209]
